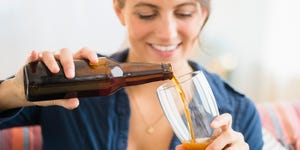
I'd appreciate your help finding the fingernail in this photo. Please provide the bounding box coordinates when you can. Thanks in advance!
[66,69,75,78]
[93,56,99,64]
[211,119,221,127]
[52,65,60,73]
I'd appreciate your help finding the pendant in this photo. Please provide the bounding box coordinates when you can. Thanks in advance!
[147,127,154,134]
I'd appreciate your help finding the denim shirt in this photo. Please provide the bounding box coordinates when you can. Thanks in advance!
[0,50,263,150]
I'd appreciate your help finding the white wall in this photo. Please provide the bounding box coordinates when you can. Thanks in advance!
[194,0,300,101]
[1,0,300,102]
[0,0,125,79]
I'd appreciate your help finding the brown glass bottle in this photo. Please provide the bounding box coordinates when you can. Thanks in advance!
[23,57,173,101]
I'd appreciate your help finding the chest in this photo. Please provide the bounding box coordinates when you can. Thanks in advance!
[127,111,174,150]
[39,94,179,150]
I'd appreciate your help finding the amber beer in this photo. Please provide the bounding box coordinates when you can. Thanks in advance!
[172,77,212,150]
[182,138,211,150]
[23,57,173,101]
[172,77,196,142]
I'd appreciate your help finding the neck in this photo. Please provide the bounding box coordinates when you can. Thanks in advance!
[170,60,193,77]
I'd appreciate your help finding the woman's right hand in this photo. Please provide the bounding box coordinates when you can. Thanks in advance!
[0,47,98,111]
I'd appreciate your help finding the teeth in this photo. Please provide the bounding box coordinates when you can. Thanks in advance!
[152,44,177,51]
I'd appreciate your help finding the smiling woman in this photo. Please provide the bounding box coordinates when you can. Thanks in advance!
[114,0,209,72]
[0,0,263,150]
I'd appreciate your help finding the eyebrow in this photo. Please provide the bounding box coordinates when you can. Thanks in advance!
[134,2,158,9]
[176,2,198,8]
[133,1,198,9]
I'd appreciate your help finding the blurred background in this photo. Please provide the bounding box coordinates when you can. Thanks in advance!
[1,0,300,103]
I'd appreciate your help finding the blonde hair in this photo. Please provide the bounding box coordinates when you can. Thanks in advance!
[117,0,210,11]
[116,0,210,25]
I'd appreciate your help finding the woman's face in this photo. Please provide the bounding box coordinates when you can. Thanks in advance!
[114,0,207,64]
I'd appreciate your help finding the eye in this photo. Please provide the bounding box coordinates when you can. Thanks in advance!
[175,12,194,18]
[136,10,158,20]
[138,13,157,20]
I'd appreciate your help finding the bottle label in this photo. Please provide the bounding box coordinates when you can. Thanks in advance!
[111,66,123,77]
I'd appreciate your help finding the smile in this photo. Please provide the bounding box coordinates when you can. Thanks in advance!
[151,44,179,52]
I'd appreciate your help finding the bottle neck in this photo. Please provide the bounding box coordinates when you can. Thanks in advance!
[121,63,173,86]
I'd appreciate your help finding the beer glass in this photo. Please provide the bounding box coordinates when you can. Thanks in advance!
[157,71,219,150]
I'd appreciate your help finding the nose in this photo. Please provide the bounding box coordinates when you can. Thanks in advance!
[155,15,178,42]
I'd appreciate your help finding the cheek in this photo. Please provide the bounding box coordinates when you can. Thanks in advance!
[178,23,200,45]
[182,19,204,41]
[127,19,152,42]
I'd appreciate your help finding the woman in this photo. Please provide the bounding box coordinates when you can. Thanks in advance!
[0,0,263,149]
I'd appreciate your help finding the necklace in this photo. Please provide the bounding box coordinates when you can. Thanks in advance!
[129,90,164,134]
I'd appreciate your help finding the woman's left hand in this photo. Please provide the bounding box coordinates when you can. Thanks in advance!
[176,113,249,150]
[207,113,249,150]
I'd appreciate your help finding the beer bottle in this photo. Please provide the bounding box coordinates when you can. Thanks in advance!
[23,57,173,101]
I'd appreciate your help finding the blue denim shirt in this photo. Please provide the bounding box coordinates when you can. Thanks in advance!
[0,50,263,150]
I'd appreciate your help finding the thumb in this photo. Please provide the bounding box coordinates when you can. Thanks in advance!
[33,98,80,110]
[211,113,232,131]
[175,144,186,150]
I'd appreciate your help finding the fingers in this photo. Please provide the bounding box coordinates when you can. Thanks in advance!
[224,141,249,150]
[39,51,61,74]
[37,49,73,78]
[178,113,248,150]
[175,145,185,150]
[207,113,249,150]
[59,48,75,78]
[221,134,249,150]
[73,47,98,64]
[208,128,242,149]
[23,47,97,108]
[59,47,98,78]
[26,50,39,63]
[27,47,97,79]
[211,113,232,130]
